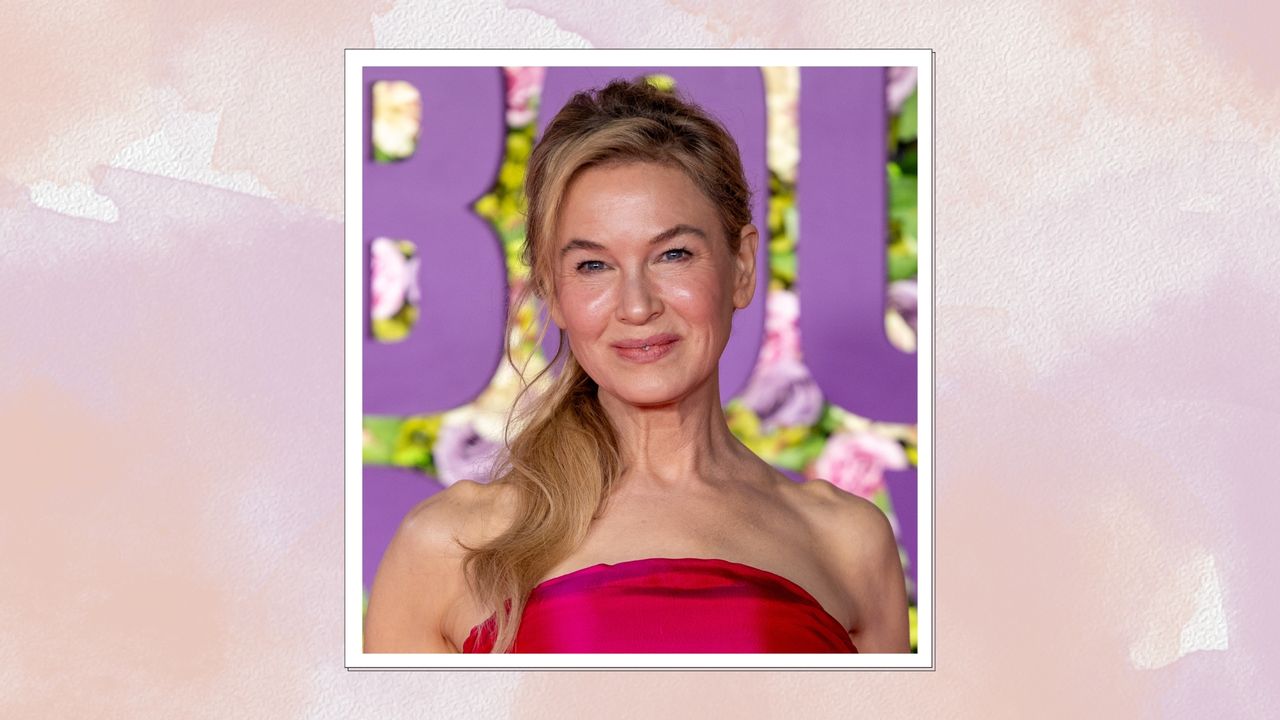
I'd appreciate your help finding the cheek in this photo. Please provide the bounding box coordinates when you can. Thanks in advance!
[557,282,616,333]
[664,272,732,326]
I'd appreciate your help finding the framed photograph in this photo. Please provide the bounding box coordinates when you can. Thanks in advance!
[345,48,933,669]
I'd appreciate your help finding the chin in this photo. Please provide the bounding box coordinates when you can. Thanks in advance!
[599,380,686,408]
[606,371,706,407]
[622,390,683,408]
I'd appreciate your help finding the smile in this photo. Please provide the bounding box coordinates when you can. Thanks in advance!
[613,337,680,364]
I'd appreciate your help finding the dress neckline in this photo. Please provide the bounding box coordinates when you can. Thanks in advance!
[487,556,852,635]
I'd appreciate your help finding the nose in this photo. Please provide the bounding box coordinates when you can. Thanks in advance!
[617,267,662,325]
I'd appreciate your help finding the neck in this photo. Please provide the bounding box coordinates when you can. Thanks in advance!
[595,374,751,490]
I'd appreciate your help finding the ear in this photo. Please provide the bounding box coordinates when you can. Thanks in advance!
[731,223,759,310]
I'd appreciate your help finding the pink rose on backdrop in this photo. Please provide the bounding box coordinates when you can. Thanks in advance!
[504,66,546,127]
[759,288,801,368]
[886,66,918,115]
[808,430,908,499]
[370,238,420,321]
[737,288,821,429]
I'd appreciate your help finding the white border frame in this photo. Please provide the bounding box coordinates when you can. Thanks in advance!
[346,48,934,669]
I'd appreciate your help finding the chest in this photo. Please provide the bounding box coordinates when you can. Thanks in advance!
[583,487,775,548]
[539,485,853,629]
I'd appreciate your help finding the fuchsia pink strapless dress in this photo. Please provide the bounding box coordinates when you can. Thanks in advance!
[462,557,857,653]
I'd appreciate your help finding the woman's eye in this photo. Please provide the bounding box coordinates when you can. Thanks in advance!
[576,260,607,273]
[661,248,691,262]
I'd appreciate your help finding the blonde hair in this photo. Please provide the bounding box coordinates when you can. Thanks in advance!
[461,77,754,652]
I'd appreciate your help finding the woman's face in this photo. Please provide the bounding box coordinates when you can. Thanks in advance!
[549,161,757,407]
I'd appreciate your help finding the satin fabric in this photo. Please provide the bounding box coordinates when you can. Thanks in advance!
[462,557,857,653]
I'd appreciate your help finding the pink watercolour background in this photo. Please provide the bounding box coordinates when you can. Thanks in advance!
[2,1,1277,717]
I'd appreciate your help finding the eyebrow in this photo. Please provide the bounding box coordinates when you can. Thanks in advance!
[559,224,709,257]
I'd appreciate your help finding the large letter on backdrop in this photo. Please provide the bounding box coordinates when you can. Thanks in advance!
[363,68,508,416]
[798,67,917,424]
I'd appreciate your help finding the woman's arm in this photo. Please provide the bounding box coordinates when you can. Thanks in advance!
[363,481,485,653]
[847,501,911,653]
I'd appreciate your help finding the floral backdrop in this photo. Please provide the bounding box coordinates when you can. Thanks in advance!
[362,66,920,650]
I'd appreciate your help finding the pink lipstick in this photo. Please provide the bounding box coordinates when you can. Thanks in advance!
[612,333,680,363]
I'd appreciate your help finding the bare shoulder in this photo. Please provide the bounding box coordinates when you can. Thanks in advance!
[379,479,516,569]
[404,479,517,549]
[798,479,890,558]
[789,476,894,548]
[363,480,517,653]
[797,478,910,652]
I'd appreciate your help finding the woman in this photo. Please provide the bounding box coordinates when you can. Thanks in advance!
[364,77,910,654]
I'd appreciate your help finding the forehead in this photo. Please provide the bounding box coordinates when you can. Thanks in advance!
[557,162,719,240]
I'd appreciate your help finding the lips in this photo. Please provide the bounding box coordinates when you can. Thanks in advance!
[611,333,680,350]
[612,334,680,364]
